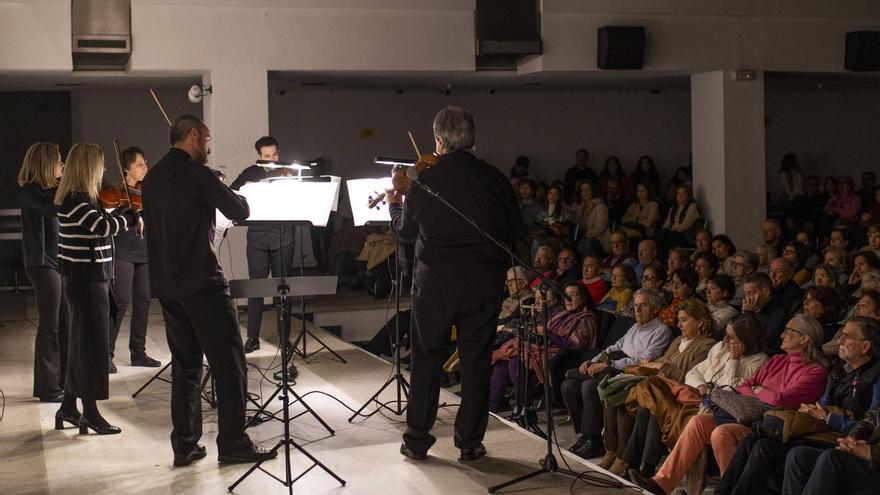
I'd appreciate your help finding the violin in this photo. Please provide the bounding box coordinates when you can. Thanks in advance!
[99,181,143,211]
[367,152,438,209]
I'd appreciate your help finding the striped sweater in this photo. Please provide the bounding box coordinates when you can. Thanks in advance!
[57,192,137,280]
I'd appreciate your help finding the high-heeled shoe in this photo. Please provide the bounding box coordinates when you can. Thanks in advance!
[78,416,122,435]
[54,409,82,430]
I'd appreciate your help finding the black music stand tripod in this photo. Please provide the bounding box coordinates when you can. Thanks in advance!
[228,276,345,493]
[348,221,409,420]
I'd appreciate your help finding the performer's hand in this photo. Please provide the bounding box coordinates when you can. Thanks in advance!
[386,189,403,205]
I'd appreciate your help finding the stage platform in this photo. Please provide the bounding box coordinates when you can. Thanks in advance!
[0,291,632,495]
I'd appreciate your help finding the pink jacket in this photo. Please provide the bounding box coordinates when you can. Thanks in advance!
[825,193,861,220]
[736,353,827,409]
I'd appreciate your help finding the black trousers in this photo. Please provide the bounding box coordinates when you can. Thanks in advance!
[63,274,111,400]
[403,294,502,453]
[561,368,616,436]
[159,285,251,456]
[716,434,791,495]
[623,406,667,468]
[27,266,68,399]
[245,242,294,339]
[785,445,880,495]
[109,260,151,358]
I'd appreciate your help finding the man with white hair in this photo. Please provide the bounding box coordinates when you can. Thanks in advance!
[561,289,672,459]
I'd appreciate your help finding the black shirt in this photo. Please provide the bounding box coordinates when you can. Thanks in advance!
[19,183,59,270]
[389,150,524,302]
[114,187,147,263]
[143,148,250,299]
[230,165,296,250]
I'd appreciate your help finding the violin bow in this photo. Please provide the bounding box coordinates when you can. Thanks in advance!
[149,88,173,128]
[407,130,421,158]
[112,139,133,206]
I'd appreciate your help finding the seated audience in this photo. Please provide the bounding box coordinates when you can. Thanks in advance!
[603,229,637,279]
[490,283,597,412]
[690,228,712,262]
[823,175,862,224]
[659,267,698,329]
[577,254,609,306]
[693,251,720,298]
[597,264,639,317]
[518,179,543,229]
[825,289,880,358]
[529,184,572,258]
[731,250,760,307]
[810,262,842,290]
[848,251,880,290]
[824,246,851,284]
[564,289,672,459]
[630,314,829,495]
[757,243,778,274]
[622,313,767,481]
[784,240,812,286]
[598,155,631,202]
[599,298,715,475]
[741,272,788,353]
[718,317,880,495]
[712,234,738,277]
[555,248,580,286]
[634,238,659,280]
[762,219,784,254]
[770,257,804,314]
[860,224,880,258]
[706,274,739,340]
[801,286,843,345]
[629,156,664,207]
[497,266,534,327]
[570,181,610,255]
[660,185,700,249]
[563,149,597,203]
[830,226,854,254]
[622,182,661,240]
[605,177,628,227]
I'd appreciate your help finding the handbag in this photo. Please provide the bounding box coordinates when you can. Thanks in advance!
[709,387,770,426]
[751,410,832,443]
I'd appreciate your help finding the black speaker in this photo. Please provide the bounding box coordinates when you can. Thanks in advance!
[845,31,880,71]
[597,26,646,70]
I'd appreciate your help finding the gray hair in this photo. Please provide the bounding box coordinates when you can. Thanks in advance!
[432,106,476,152]
[734,250,759,271]
[507,266,530,281]
[633,288,664,309]
[862,270,880,289]
[790,314,829,368]
[846,316,880,359]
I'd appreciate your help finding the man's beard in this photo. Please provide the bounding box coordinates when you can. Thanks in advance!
[195,150,209,165]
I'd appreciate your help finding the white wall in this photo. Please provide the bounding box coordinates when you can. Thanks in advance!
[268,87,693,217]
[764,88,880,198]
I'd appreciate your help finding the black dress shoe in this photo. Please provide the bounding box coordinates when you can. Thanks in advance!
[40,391,65,403]
[108,358,118,374]
[459,444,487,462]
[568,435,588,453]
[399,442,427,461]
[55,409,81,430]
[628,468,666,495]
[244,338,260,354]
[131,354,161,367]
[573,438,605,459]
[79,416,122,435]
[174,445,208,467]
[218,445,277,464]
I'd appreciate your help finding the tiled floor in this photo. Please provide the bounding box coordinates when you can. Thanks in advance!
[0,292,632,494]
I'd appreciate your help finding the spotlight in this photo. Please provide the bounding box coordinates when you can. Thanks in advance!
[187,84,212,103]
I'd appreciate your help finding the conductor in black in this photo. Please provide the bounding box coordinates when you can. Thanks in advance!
[142,115,277,467]
[386,106,524,461]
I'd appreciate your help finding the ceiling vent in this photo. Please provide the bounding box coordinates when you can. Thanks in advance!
[72,0,131,71]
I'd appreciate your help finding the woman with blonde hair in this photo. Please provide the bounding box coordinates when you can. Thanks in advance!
[54,143,138,435]
[18,142,66,404]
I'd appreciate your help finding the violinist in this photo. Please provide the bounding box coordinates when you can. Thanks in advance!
[387,106,524,461]
[230,136,296,354]
[107,146,161,372]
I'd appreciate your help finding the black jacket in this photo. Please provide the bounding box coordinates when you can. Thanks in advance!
[19,183,59,270]
[143,148,250,299]
[389,150,523,303]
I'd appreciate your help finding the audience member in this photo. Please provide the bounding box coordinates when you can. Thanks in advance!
[769,258,804,314]
[741,272,788,353]
[570,181,609,255]
[563,149,597,203]
[555,248,580,285]
[660,185,700,249]
[706,274,739,340]
[629,155,664,206]
[711,234,737,276]
[634,238,659,280]
[577,255,609,306]
[622,182,661,239]
[762,219,784,253]
[597,264,639,316]
[730,250,759,307]
[659,268,698,328]
[603,229,637,278]
[693,251,720,298]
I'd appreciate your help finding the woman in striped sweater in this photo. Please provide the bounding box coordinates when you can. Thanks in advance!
[54,143,138,435]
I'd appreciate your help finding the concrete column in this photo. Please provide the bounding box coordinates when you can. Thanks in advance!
[691,70,766,252]
[201,67,269,286]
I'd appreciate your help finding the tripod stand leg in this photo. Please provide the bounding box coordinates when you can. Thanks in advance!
[227,439,285,493]
[131,361,171,398]
[245,385,283,428]
[487,467,547,493]
[292,328,347,363]
[289,385,335,435]
[288,438,347,486]
[347,373,407,421]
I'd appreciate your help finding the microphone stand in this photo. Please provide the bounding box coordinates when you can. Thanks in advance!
[403,173,603,492]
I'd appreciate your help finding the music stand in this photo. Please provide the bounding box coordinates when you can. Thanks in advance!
[345,178,410,420]
[228,276,345,494]
[235,179,346,363]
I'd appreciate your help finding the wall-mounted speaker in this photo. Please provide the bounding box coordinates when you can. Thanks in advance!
[597,26,646,70]
[845,31,880,71]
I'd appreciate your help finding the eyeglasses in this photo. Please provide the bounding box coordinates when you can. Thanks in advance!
[642,275,658,281]
[782,327,804,337]
[838,333,866,342]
